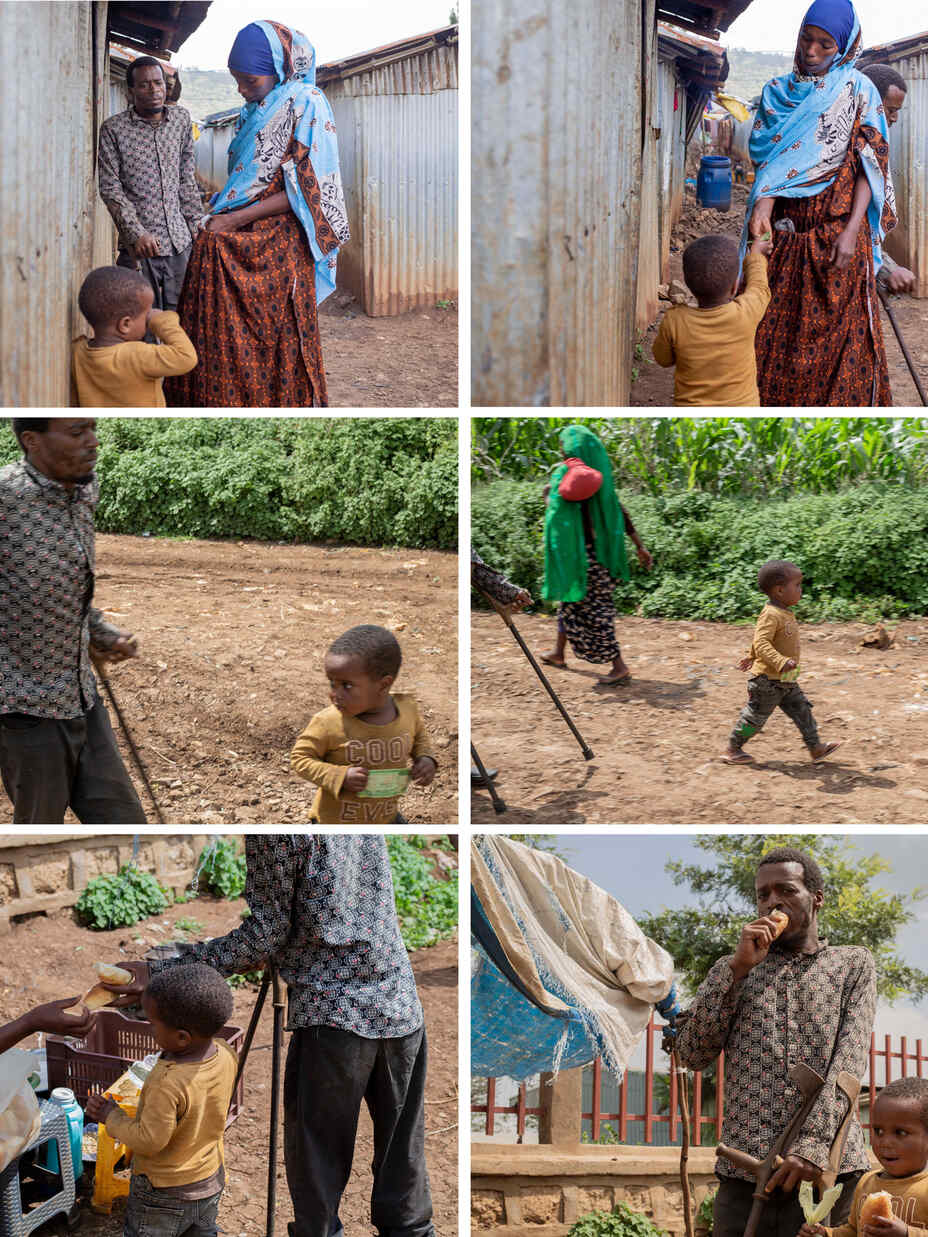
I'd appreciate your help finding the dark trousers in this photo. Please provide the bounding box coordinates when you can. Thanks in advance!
[730,674,820,750]
[284,1025,434,1237]
[0,697,146,824]
[713,1171,862,1237]
[124,1175,221,1237]
[118,244,191,312]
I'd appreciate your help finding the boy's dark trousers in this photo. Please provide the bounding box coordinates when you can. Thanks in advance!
[124,1174,222,1237]
[730,674,820,750]
[284,1024,434,1237]
[712,1171,861,1237]
[0,696,146,824]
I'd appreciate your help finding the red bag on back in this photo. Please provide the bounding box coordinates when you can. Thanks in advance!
[558,457,603,501]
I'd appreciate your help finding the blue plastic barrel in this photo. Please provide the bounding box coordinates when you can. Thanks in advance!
[697,156,732,211]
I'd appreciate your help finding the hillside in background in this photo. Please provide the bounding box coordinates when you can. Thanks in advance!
[172,67,241,122]
[723,47,793,102]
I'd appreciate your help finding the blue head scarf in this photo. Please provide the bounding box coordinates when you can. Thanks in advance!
[210,20,348,303]
[739,0,894,275]
[228,22,276,76]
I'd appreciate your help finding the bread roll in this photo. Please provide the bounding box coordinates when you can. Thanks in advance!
[769,910,789,938]
[860,1192,894,1225]
[95,962,133,985]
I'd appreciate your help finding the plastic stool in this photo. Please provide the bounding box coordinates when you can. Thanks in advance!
[90,1095,136,1216]
[0,1099,77,1237]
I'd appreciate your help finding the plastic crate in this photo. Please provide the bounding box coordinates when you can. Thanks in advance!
[46,1009,244,1125]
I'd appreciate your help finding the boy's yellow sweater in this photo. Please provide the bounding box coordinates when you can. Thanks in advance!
[748,602,800,681]
[71,310,197,407]
[291,693,435,824]
[652,251,770,406]
[104,1040,237,1188]
[826,1167,928,1237]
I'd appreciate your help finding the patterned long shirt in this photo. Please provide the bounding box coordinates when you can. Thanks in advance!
[151,836,423,1039]
[674,943,876,1180]
[0,460,120,718]
[98,105,202,255]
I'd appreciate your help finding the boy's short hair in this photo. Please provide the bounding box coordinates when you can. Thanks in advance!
[145,963,233,1038]
[756,845,824,896]
[757,559,800,595]
[78,266,151,330]
[876,1078,928,1132]
[682,235,740,301]
[328,624,402,680]
[861,63,907,99]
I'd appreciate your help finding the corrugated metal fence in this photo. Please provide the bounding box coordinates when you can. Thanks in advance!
[0,0,111,406]
[883,45,928,298]
[472,0,651,406]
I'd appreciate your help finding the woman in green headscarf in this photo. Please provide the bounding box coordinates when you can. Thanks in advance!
[540,425,652,686]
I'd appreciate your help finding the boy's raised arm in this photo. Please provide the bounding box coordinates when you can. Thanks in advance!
[135,312,198,379]
[102,1075,182,1157]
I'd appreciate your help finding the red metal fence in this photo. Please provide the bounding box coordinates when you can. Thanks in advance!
[472,1018,926,1142]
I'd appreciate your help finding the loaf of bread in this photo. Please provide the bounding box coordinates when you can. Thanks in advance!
[860,1192,894,1225]
[67,963,134,1013]
[95,962,133,985]
[769,909,789,938]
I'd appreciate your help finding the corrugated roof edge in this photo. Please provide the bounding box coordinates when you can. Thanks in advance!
[858,29,928,63]
[316,24,457,84]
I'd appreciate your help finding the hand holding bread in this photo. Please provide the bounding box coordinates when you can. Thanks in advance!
[730,909,790,980]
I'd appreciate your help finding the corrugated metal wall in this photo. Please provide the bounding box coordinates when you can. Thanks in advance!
[883,48,927,298]
[0,0,109,406]
[195,116,236,195]
[636,22,662,333]
[472,0,648,406]
[637,52,686,331]
[324,41,458,317]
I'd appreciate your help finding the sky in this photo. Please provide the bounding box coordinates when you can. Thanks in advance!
[522,832,928,1069]
[722,0,927,53]
[173,0,453,71]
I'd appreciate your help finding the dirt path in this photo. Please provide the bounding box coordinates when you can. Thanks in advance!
[0,535,458,827]
[630,187,927,408]
[472,611,928,825]
[320,299,458,407]
[0,895,458,1237]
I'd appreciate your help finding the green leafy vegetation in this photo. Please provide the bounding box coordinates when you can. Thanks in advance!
[638,834,928,1002]
[472,481,928,622]
[173,917,205,936]
[696,1190,717,1232]
[568,1204,667,1237]
[76,865,169,930]
[1,419,457,549]
[195,838,247,900]
[387,836,458,951]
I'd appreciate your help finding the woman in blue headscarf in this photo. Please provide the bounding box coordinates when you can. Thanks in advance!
[743,0,896,406]
[166,21,349,407]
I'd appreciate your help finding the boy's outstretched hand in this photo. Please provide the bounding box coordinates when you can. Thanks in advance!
[85,1092,117,1124]
[799,1224,828,1237]
[864,1216,907,1237]
[738,656,753,671]
[411,756,437,787]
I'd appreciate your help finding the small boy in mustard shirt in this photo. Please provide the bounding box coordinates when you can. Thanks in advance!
[72,265,196,407]
[653,233,770,406]
[85,963,237,1237]
[722,559,841,765]
[291,624,437,824]
[799,1077,928,1237]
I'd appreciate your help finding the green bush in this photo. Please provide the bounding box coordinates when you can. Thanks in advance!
[696,1190,716,1233]
[1,419,457,549]
[568,1204,667,1237]
[471,482,928,622]
[194,839,247,900]
[76,865,169,930]
[387,836,458,951]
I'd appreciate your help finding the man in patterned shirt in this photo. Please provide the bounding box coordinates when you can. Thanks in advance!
[98,57,203,313]
[0,418,145,823]
[674,846,876,1237]
[106,834,435,1237]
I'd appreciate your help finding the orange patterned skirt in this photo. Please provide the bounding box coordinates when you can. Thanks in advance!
[755,124,891,407]
[165,210,327,409]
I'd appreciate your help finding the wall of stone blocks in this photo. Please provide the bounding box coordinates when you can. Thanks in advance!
[472,1146,720,1237]
[0,834,213,932]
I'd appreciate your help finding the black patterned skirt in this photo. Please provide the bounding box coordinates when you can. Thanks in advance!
[557,559,621,664]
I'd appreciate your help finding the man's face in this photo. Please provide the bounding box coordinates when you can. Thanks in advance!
[884,84,906,127]
[22,419,98,485]
[130,63,166,115]
[754,860,822,943]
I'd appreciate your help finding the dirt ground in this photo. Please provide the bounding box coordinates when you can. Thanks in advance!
[0,893,458,1237]
[0,535,458,827]
[471,611,928,825]
[630,183,928,408]
[320,296,458,407]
